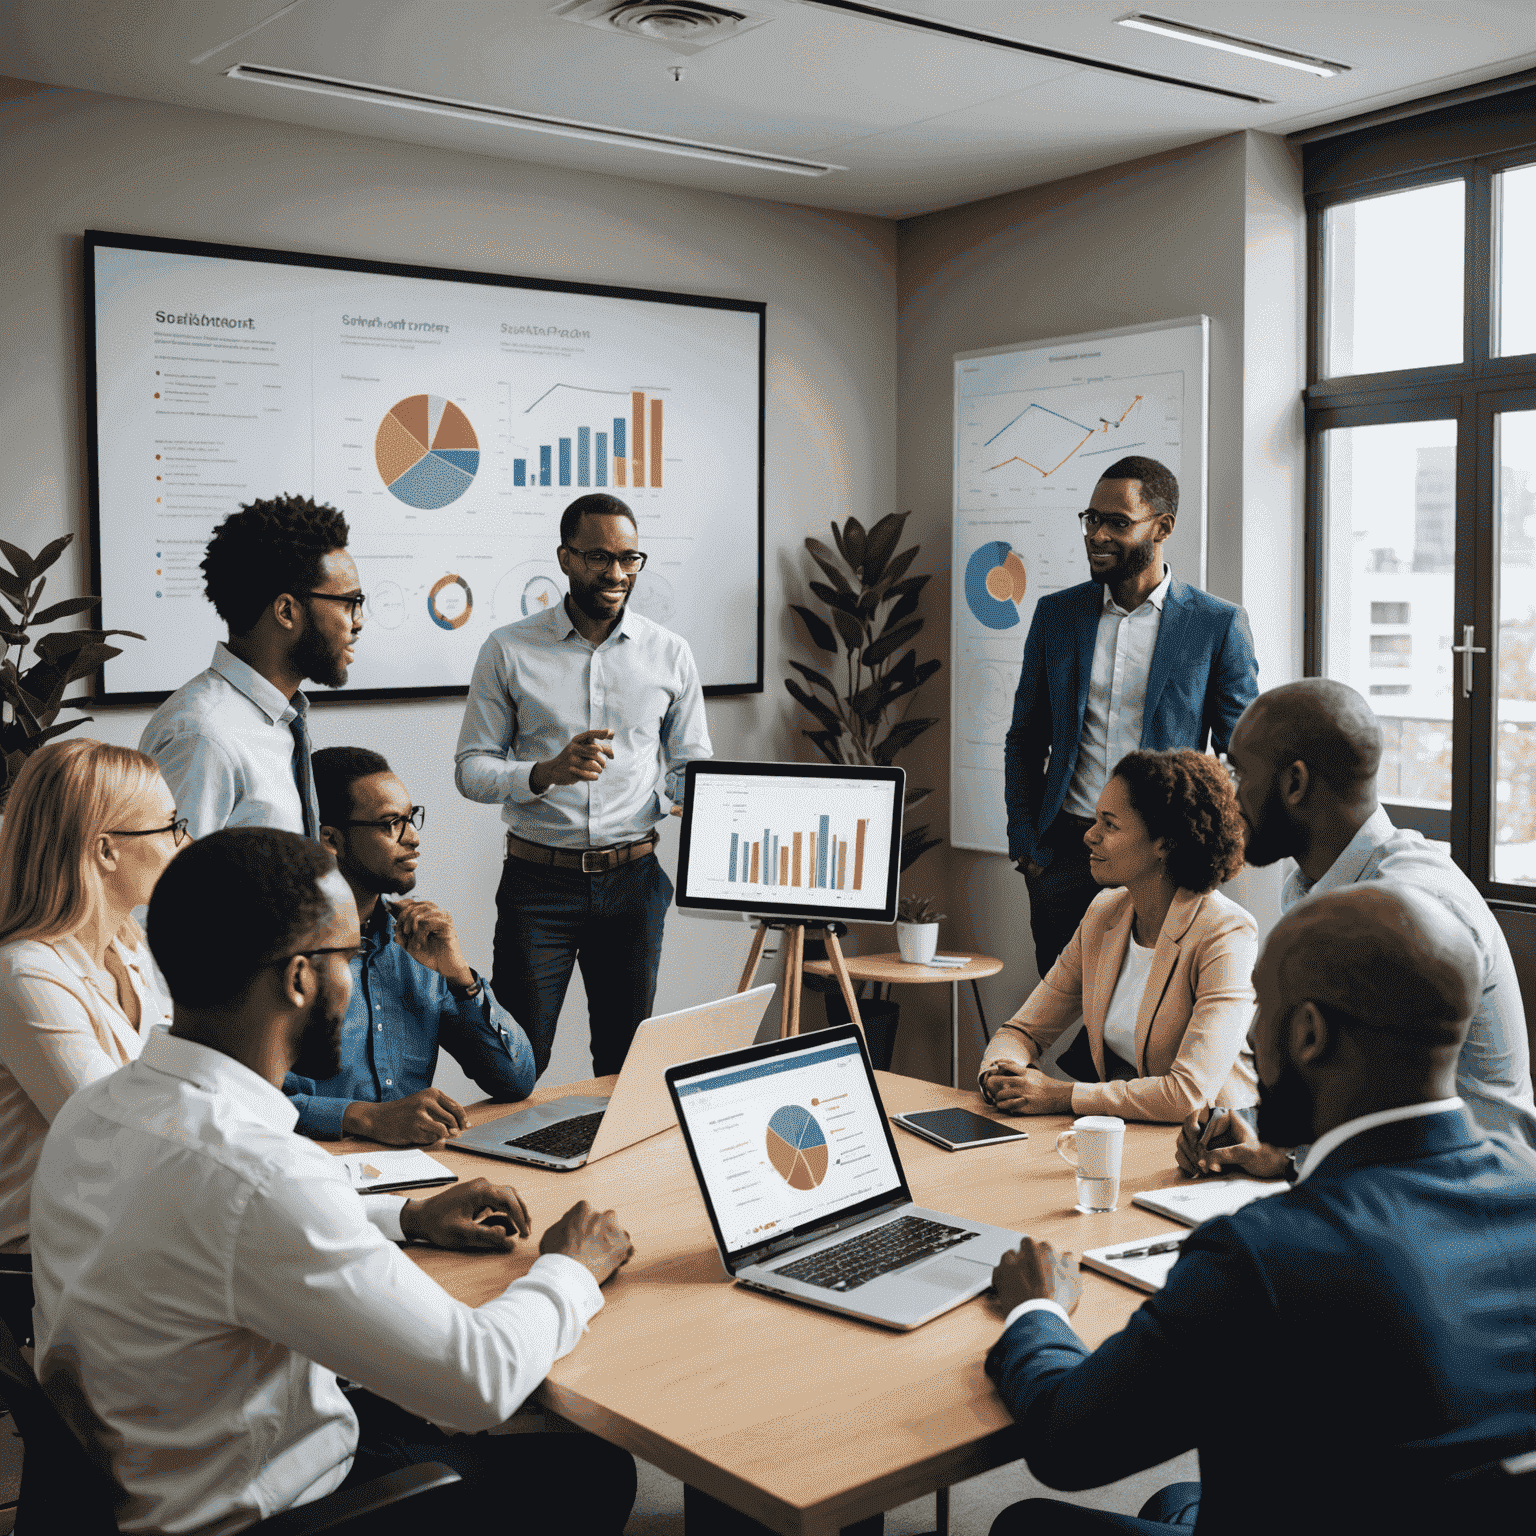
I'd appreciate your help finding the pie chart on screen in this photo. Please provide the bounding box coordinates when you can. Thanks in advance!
[765,1105,829,1191]
[375,394,479,509]
[964,541,1027,630]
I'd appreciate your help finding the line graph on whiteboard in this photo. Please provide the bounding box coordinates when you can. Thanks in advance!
[959,371,1183,491]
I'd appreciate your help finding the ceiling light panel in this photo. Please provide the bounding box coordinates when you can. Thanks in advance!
[552,1,772,55]
[1114,12,1351,78]
[222,61,843,174]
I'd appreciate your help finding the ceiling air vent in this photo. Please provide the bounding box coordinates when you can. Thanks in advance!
[553,1,771,55]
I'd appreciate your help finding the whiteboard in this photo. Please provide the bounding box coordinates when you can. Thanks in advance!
[949,316,1209,855]
[85,232,764,702]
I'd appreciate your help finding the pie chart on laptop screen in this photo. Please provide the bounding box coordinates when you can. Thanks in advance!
[766,1105,829,1190]
[375,394,480,509]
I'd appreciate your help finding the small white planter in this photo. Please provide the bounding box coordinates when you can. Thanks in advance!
[896,921,939,965]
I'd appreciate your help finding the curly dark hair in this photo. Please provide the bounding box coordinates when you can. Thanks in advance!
[1111,749,1244,893]
[201,494,350,636]
[312,745,391,830]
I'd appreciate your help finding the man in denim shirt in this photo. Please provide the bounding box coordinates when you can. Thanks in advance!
[284,747,535,1143]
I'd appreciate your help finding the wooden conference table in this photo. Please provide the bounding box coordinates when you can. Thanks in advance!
[333,1072,1195,1536]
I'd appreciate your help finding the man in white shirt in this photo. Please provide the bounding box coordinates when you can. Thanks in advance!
[1004,458,1258,1000]
[455,493,712,1077]
[30,828,636,1535]
[1180,677,1535,1177]
[985,884,1536,1534]
[140,495,366,839]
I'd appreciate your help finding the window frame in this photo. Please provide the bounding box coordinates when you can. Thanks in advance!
[1304,105,1536,910]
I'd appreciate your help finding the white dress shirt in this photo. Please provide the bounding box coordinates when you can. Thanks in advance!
[454,600,712,849]
[1282,808,1536,1145]
[0,931,163,1251]
[140,644,317,839]
[32,1031,603,1536]
[1100,933,1156,1070]
[1001,1098,1469,1334]
[1062,565,1172,820]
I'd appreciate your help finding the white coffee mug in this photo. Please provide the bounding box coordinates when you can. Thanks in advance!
[1055,1115,1126,1213]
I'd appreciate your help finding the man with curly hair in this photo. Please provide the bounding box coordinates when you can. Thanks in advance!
[141,495,363,839]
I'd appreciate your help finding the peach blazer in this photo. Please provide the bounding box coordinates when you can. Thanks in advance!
[979,885,1258,1123]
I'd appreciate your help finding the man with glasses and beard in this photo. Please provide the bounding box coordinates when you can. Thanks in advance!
[142,494,365,840]
[1004,457,1258,997]
[30,828,637,1535]
[455,493,711,1079]
[983,883,1536,1535]
[283,746,536,1147]
[1178,677,1534,1180]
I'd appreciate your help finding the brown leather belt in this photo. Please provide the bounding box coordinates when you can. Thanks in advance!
[505,831,657,874]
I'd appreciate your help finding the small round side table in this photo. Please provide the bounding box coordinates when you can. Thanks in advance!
[801,951,1003,1089]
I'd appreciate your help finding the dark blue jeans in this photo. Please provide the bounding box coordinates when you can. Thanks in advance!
[491,849,673,1079]
[1022,813,1101,979]
[990,1482,1202,1535]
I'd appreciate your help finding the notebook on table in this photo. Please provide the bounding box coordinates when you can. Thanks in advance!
[1132,1177,1289,1227]
[450,984,776,1170]
[666,1023,1022,1331]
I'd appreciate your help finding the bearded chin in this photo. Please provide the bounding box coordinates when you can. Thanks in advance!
[1256,1058,1315,1150]
[292,1003,344,1082]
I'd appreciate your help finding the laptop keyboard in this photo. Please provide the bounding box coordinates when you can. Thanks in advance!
[773,1215,977,1292]
[501,1111,605,1159]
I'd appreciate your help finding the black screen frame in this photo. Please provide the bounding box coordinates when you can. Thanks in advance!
[83,227,766,705]
[674,759,905,924]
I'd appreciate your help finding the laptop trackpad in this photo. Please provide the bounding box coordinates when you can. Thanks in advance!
[906,1253,994,1295]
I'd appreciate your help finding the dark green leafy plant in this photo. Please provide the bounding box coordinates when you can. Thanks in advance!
[0,534,142,807]
[786,511,942,871]
[896,894,945,925]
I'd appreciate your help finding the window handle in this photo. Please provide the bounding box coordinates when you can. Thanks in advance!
[1451,623,1487,699]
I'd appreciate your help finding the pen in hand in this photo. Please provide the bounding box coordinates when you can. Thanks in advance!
[1196,1105,1224,1175]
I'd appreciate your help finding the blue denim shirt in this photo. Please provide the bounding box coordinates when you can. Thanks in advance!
[283,904,536,1137]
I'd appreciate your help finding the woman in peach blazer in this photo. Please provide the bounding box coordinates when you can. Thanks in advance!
[979,749,1257,1124]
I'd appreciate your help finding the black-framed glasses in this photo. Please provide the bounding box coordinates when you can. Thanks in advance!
[1077,511,1158,535]
[302,591,368,618]
[106,816,190,847]
[344,806,426,841]
[272,944,368,968]
[560,546,648,573]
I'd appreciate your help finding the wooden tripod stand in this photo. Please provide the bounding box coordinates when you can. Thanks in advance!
[737,920,863,1039]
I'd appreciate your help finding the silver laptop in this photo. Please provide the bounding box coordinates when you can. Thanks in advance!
[450,984,776,1170]
[666,1024,1022,1331]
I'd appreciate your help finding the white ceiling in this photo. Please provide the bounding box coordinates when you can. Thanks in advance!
[3,1,1533,218]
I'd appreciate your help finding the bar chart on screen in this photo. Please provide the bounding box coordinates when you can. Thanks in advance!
[685,768,898,912]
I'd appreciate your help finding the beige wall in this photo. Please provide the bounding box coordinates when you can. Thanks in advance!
[893,131,1305,1086]
[0,82,1306,1097]
[0,83,898,1092]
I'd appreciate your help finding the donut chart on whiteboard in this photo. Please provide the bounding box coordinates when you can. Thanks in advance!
[964,541,1027,629]
[428,574,472,630]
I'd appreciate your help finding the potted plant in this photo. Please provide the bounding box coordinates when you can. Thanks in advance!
[895,894,945,966]
[1,534,141,807]
[786,511,942,872]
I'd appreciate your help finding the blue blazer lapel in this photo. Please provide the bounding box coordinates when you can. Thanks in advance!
[1140,578,1191,743]
[1070,586,1101,729]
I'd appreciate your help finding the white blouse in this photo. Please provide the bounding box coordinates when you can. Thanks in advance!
[1100,932,1156,1073]
[0,932,168,1251]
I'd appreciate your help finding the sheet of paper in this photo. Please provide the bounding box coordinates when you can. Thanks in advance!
[1132,1178,1289,1228]
[338,1149,455,1194]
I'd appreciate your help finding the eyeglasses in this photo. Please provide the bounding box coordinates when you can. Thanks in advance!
[343,806,426,841]
[560,546,648,573]
[106,816,190,847]
[302,591,368,619]
[273,944,368,968]
[1077,511,1159,535]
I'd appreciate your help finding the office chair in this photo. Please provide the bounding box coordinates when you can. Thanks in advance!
[0,1320,460,1534]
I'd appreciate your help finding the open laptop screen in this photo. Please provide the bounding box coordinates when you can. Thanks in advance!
[669,1028,905,1261]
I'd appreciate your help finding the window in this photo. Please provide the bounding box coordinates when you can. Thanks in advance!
[1305,78,1536,901]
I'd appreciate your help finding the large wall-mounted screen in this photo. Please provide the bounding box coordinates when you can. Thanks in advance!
[85,231,765,702]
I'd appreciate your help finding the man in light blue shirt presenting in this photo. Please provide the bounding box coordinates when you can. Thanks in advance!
[140,495,365,839]
[455,493,712,1078]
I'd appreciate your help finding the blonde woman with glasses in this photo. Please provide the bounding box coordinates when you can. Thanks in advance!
[0,740,188,1255]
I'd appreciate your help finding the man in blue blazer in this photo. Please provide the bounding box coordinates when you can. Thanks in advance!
[1004,457,1258,979]
[983,883,1536,1535]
